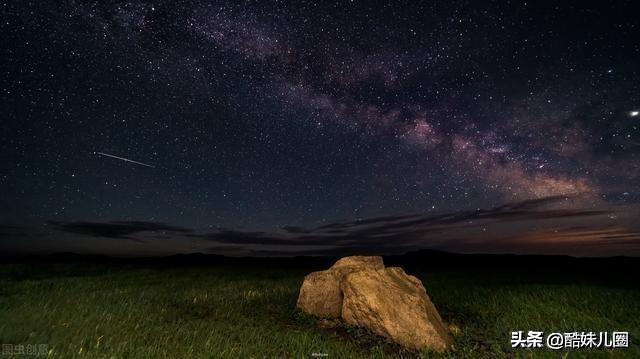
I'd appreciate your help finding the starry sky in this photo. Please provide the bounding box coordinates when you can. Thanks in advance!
[2,0,640,256]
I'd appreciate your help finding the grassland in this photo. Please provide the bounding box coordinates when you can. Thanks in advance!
[0,259,638,358]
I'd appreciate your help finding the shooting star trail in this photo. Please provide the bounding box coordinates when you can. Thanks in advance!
[95,152,155,168]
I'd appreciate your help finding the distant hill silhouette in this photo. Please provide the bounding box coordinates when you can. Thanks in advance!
[2,249,639,276]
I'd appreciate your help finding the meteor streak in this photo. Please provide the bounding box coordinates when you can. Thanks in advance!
[95,152,155,168]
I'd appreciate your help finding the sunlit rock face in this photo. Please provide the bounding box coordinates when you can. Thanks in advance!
[296,256,384,318]
[296,256,452,352]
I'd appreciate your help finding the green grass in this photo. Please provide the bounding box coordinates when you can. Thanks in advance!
[0,263,638,358]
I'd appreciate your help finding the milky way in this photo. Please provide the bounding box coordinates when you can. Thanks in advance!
[2,1,639,256]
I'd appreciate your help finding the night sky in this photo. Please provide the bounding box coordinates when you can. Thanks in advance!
[2,0,640,256]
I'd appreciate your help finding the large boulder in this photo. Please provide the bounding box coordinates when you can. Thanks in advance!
[296,256,383,317]
[296,256,452,352]
[341,266,452,351]
[296,270,342,317]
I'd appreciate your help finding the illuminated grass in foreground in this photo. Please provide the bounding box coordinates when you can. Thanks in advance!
[0,263,638,358]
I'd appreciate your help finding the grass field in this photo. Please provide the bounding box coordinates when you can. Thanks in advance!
[0,260,638,358]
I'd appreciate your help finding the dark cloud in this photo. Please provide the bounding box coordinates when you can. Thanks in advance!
[197,195,639,256]
[48,221,192,241]
[34,196,640,256]
[282,226,311,234]
[197,229,295,246]
[0,225,23,230]
[0,225,26,237]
